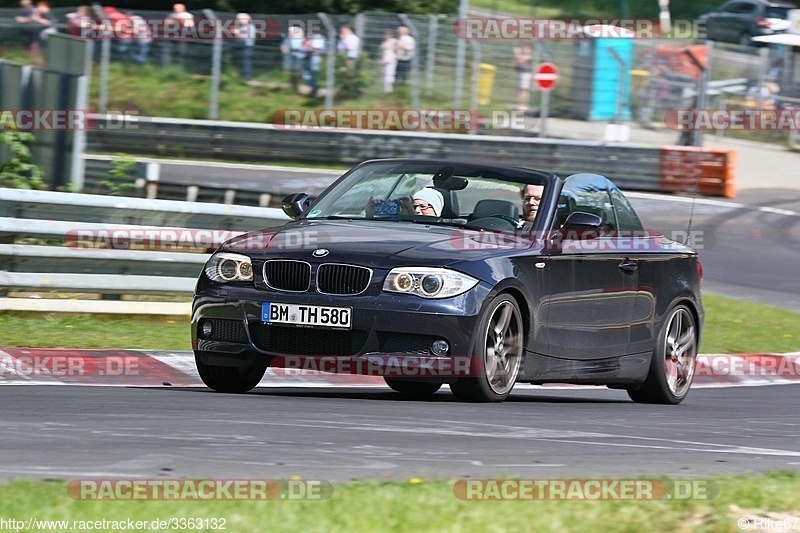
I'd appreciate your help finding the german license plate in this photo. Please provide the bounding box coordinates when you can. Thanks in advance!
[262,303,352,329]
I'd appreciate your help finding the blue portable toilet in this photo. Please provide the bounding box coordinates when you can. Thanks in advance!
[570,25,634,121]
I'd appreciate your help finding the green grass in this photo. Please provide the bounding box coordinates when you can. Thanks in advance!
[0,472,799,532]
[0,293,798,354]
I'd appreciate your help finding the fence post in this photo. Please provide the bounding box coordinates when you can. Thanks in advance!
[318,13,336,111]
[470,40,480,132]
[204,9,223,120]
[425,15,438,93]
[399,14,420,110]
[92,3,111,114]
[453,0,468,107]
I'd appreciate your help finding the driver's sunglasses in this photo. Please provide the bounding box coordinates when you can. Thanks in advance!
[413,203,434,211]
[522,195,542,204]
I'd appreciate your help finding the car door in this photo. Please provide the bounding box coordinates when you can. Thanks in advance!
[541,174,637,360]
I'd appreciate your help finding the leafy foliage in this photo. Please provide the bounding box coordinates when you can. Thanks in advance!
[0,129,45,190]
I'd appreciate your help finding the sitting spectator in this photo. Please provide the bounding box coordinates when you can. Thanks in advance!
[66,6,95,38]
[745,81,780,109]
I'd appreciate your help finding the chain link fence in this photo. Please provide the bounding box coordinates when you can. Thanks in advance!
[2,7,799,144]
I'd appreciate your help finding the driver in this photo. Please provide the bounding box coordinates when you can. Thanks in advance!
[519,184,544,226]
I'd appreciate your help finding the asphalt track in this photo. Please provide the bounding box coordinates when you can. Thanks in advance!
[2,166,799,483]
[2,384,800,481]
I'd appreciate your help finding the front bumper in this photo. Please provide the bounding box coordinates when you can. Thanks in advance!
[192,282,492,378]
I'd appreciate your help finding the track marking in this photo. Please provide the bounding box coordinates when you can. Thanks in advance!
[626,191,800,218]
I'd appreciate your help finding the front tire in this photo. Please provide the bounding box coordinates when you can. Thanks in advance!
[451,294,524,402]
[384,378,442,397]
[195,351,268,393]
[628,304,698,404]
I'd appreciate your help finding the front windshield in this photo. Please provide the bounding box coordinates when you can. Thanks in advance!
[304,161,548,230]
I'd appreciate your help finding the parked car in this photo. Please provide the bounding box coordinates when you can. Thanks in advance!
[699,0,797,46]
[192,159,704,403]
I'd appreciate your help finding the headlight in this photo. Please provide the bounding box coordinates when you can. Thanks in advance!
[383,267,478,299]
[205,252,253,283]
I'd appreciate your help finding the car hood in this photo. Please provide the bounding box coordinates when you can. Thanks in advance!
[221,219,539,268]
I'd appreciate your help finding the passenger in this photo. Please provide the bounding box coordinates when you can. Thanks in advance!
[412,187,443,217]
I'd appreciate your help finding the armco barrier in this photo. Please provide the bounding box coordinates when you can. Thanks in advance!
[0,188,290,309]
[85,115,737,198]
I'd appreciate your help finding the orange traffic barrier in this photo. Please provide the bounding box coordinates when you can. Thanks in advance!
[660,146,737,198]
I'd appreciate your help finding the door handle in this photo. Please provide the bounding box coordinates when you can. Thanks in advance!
[618,259,638,273]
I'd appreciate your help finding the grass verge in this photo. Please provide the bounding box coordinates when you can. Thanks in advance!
[0,293,798,354]
[0,473,798,532]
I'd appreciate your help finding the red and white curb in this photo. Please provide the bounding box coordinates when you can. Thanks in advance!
[1,348,799,389]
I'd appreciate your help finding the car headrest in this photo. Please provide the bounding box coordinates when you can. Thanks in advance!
[433,187,460,218]
[471,199,520,220]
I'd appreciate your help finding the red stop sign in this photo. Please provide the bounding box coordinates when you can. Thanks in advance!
[535,63,558,91]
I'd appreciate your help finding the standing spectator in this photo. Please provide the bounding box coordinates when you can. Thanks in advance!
[379,29,397,93]
[129,11,152,65]
[30,1,54,52]
[103,7,131,58]
[337,25,360,71]
[233,13,255,81]
[513,44,532,111]
[15,0,40,54]
[168,3,194,65]
[394,25,415,85]
[302,29,326,97]
[283,25,305,91]
[66,6,95,38]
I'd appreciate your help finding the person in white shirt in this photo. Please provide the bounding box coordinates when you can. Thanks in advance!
[379,29,397,93]
[338,25,360,70]
[395,25,415,85]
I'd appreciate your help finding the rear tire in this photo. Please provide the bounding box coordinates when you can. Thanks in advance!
[627,304,698,405]
[195,351,268,393]
[451,294,524,402]
[384,378,442,397]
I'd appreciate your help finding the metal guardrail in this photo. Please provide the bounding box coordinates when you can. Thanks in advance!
[0,188,290,300]
[87,115,666,193]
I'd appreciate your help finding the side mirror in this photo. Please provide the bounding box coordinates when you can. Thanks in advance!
[281,193,310,219]
[561,211,603,231]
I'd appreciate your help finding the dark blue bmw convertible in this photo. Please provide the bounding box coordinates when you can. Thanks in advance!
[193,159,703,403]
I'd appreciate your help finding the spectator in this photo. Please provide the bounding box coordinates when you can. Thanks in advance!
[233,13,255,81]
[29,1,54,52]
[15,0,39,54]
[283,25,305,91]
[103,7,132,58]
[302,29,326,97]
[167,3,194,65]
[395,24,415,85]
[338,25,360,71]
[129,11,152,65]
[513,44,532,111]
[66,6,95,38]
[379,29,397,93]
